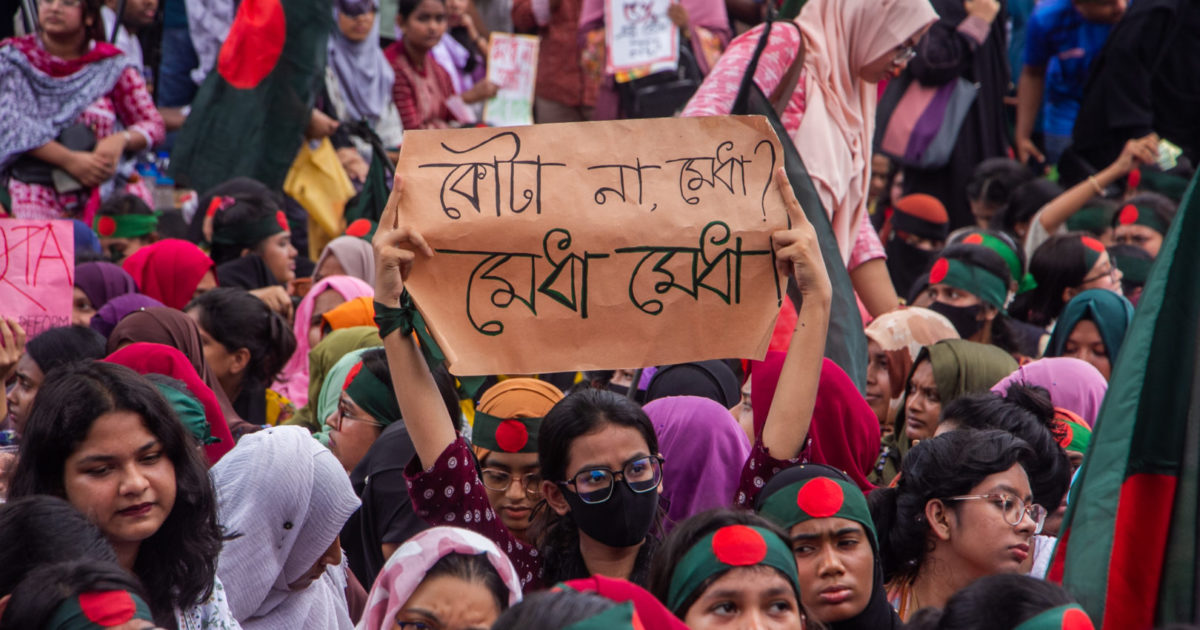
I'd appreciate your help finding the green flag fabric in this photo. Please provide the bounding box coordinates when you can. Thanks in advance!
[1050,172,1200,628]
[168,0,333,193]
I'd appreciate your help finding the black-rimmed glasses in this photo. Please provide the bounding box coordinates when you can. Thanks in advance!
[558,455,664,504]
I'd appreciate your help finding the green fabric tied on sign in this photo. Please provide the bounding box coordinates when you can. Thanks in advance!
[666,525,799,613]
[374,292,485,398]
[472,411,542,453]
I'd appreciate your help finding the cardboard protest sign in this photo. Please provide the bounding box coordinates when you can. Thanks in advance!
[604,0,677,76]
[396,116,790,376]
[0,220,74,338]
[484,33,539,127]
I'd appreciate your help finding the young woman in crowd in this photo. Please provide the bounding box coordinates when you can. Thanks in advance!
[905,574,1095,630]
[208,195,299,287]
[1110,192,1178,258]
[285,326,381,433]
[864,308,959,435]
[648,509,808,629]
[0,560,159,630]
[213,426,360,629]
[1,0,164,219]
[870,430,1045,621]
[5,325,107,438]
[873,338,1017,485]
[755,464,902,629]
[374,168,830,590]
[275,275,374,406]
[883,194,951,298]
[73,261,139,327]
[314,235,376,286]
[105,342,235,465]
[186,288,297,426]
[7,362,238,628]
[946,230,1036,299]
[121,239,218,311]
[683,0,939,317]
[94,194,160,264]
[324,0,404,161]
[966,159,1034,229]
[1045,288,1135,380]
[358,527,523,630]
[1016,234,1123,328]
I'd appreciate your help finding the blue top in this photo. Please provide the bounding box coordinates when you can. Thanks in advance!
[1023,0,1114,136]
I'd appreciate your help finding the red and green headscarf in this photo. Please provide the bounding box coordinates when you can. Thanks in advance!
[960,232,1038,294]
[45,590,154,630]
[1113,203,1168,235]
[471,379,563,455]
[928,256,1009,310]
[1052,409,1093,454]
[94,212,159,239]
[1012,604,1095,630]
[666,525,800,614]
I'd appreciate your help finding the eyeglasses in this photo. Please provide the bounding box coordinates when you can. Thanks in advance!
[480,469,543,498]
[943,493,1048,534]
[330,400,386,431]
[892,44,917,65]
[1081,264,1120,285]
[559,455,664,505]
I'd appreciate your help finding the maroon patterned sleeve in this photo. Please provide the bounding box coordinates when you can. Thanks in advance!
[734,439,809,509]
[404,437,544,590]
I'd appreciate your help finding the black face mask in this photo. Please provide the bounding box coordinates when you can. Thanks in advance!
[885,238,938,299]
[560,480,658,548]
[928,301,985,340]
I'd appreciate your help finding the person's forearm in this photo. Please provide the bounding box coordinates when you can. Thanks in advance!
[1037,160,1126,233]
[382,328,458,468]
[1015,67,1045,143]
[850,258,899,316]
[27,141,75,169]
[760,288,831,459]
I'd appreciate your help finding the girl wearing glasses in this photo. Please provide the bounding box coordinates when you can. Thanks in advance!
[370,168,832,592]
[1015,235,1124,329]
[870,429,1045,621]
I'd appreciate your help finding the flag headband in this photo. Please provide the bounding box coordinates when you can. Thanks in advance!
[1079,236,1106,271]
[211,210,290,246]
[564,601,642,630]
[472,411,542,453]
[961,232,1037,293]
[1012,604,1094,630]
[45,590,154,630]
[343,360,401,427]
[928,257,1008,310]
[666,525,799,613]
[757,474,877,548]
[94,213,159,239]
[1113,203,1168,235]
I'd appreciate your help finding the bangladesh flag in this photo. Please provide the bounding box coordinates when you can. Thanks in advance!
[168,0,333,193]
[1048,171,1200,628]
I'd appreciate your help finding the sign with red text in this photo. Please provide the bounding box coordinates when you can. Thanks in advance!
[0,220,74,338]
[396,116,789,376]
[484,33,539,127]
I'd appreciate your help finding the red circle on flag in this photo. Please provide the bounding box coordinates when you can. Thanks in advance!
[929,258,950,284]
[217,0,286,89]
[495,419,529,452]
[711,525,768,566]
[796,477,845,518]
[347,219,371,237]
[1118,205,1139,225]
[79,591,137,625]
[1080,236,1105,253]
[97,216,117,237]
[1061,608,1094,630]
[964,233,984,245]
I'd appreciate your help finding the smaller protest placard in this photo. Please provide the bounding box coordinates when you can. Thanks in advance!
[604,0,678,76]
[0,219,74,338]
[484,33,540,127]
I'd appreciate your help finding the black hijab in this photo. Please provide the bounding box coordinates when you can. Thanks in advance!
[644,360,740,408]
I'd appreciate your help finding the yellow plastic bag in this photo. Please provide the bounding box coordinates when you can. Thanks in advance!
[283,138,356,259]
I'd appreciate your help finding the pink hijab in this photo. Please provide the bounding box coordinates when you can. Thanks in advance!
[794,0,937,260]
[274,276,374,405]
[991,358,1109,428]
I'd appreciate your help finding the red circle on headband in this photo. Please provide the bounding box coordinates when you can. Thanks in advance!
[343,361,364,390]
[711,525,768,566]
[1081,236,1105,252]
[796,477,845,518]
[79,591,137,625]
[964,233,984,245]
[1055,421,1075,450]
[217,0,286,89]
[275,211,289,232]
[1118,205,1139,225]
[495,419,529,452]
[1061,608,1094,630]
[96,216,117,237]
[929,258,950,284]
[347,219,372,238]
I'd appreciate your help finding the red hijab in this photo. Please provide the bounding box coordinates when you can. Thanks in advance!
[751,354,879,492]
[122,239,214,310]
[105,342,234,465]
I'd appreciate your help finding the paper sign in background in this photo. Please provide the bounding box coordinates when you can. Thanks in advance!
[0,220,74,339]
[484,33,539,127]
[604,0,678,75]
[396,116,789,376]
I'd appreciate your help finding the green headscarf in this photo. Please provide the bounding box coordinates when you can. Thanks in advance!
[1046,289,1135,367]
[285,326,382,433]
[153,381,219,445]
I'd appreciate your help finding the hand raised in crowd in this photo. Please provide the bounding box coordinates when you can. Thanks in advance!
[461,80,500,104]
[963,0,1000,23]
[0,317,26,383]
[249,285,294,322]
[668,3,690,29]
[1111,135,1159,174]
[65,150,116,188]
[770,168,831,301]
[1016,137,1045,167]
[373,174,435,305]
[306,109,340,139]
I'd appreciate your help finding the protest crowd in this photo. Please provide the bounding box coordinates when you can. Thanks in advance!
[1,0,1199,624]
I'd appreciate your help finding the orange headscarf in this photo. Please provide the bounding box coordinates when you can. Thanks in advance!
[321,296,376,331]
[471,378,564,462]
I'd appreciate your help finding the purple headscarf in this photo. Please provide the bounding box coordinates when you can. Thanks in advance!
[991,357,1108,427]
[89,293,165,338]
[644,395,751,532]
[75,261,138,310]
